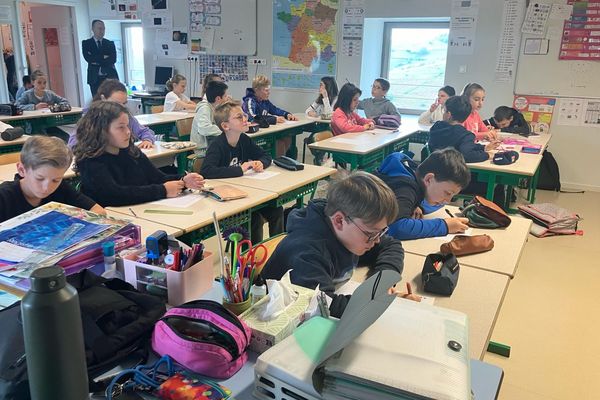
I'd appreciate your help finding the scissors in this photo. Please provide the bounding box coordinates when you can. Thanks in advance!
[235,240,268,279]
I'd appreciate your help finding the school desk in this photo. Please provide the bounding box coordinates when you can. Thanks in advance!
[0,107,83,134]
[401,205,532,278]
[107,181,278,245]
[213,164,336,208]
[353,252,510,360]
[246,115,320,158]
[134,111,194,137]
[0,141,196,182]
[105,210,183,238]
[0,134,30,154]
[467,152,543,211]
[131,92,167,114]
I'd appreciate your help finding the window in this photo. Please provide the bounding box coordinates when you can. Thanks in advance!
[382,21,450,113]
[122,24,145,89]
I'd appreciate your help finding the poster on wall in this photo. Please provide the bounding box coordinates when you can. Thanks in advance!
[513,95,556,134]
[448,0,479,55]
[521,1,551,35]
[556,97,585,126]
[89,0,138,19]
[197,55,248,81]
[560,0,600,60]
[341,0,364,57]
[154,28,188,58]
[141,10,172,28]
[494,0,525,83]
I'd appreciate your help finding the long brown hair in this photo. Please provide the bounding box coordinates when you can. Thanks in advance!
[73,101,138,168]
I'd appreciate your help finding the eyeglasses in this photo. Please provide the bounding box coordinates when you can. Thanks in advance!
[231,113,249,121]
[346,216,388,243]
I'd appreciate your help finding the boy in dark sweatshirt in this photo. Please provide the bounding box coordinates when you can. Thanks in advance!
[201,99,283,242]
[261,171,416,318]
[374,149,470,241]
[483,106,531,136]
[428,95,499,163]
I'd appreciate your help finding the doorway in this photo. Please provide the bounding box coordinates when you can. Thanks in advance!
[19,3,80,103]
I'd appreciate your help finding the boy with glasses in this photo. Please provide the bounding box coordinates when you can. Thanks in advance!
[262,171,410,317]
[201,100,283,242]
[357,78,401,119]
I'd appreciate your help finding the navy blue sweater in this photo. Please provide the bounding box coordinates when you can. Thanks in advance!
[429,121,489,163]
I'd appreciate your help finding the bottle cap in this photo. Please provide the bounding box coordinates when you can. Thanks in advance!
[254,274,265,287]
[103,241,115,257]
[29,266,66,293]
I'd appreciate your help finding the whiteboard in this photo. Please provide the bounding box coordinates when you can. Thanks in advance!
[514,0,600,98]
[204,0,256,55]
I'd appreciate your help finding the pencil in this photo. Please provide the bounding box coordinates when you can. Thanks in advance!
[445,209,454,218]
[129,207,138,217]
[144,209,193,215]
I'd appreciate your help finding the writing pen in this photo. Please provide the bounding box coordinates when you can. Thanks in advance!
[445,209,454,218]
[129,207,138,217]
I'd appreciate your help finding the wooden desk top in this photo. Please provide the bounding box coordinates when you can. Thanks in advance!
[467,152,542,176]
[135,112,194,126]
[308,125,417,154]
[401,205,532,278]
[0,107,83,122]
[353,252,510,360]
[107,181,277,233]
[246,115,316,138]
[0,142,195,182]
[105,210,183,237]
[216,164,335,195]
[0,135,30,148]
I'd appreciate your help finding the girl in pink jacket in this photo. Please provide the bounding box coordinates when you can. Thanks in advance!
[461,83,498,141]
[331,83,374,135]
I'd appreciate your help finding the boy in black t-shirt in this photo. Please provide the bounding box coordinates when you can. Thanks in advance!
[0,136,104,223]
[201,100,283,242]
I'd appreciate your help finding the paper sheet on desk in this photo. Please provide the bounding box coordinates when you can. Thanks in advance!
[330,137,359,144]
[152,192,203,208]
[243,170,280,180]
[434,228,473,241]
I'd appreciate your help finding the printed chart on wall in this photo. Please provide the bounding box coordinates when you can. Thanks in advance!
[272,0,339,89]
[556,97,600,127]
[448,0,479,55]
[560,0,600,60]
[513,95,555,134]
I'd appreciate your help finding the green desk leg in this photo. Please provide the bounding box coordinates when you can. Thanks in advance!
[487,341,511,357]
[176,151,190,175]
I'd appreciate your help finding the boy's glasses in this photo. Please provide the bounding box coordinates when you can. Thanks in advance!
[346,216,388,243]
[231,113,249,121]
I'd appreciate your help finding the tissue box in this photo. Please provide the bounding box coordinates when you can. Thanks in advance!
[238,284,315,353]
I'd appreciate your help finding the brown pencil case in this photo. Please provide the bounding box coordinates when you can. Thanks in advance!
[440,234,494,256]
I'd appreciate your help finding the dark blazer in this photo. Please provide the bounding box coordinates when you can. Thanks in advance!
[82,37,118,85]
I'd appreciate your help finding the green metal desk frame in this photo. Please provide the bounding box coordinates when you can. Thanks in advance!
[6,112,82,135]
[469,167,540,213]
[251,121,328,159]
[0,143,25,154]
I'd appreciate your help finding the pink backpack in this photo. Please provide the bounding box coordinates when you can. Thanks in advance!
[152,300,252,379]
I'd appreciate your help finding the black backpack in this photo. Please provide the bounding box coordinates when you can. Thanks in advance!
[537,150,561,191]
[0,269,166,399]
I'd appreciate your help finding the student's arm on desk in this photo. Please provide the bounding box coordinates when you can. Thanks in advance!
[90,204,106,215]
[200,148,243,178]
[244,135,272,169]
[130,117,156,145]
[359,235,404,279]
[458,136,489,163]
[388,217,449,240]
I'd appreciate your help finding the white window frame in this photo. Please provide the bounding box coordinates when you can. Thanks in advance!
[121,23,144,89]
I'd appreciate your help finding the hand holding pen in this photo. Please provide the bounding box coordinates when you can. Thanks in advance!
[444,209,469,234]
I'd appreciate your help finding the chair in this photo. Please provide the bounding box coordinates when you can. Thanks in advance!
[187,154,204,173]
[302,130,333,165]
[150,105,164,114]
[252,233,287,276]
[0,152,20,165]
[175,118,193,139]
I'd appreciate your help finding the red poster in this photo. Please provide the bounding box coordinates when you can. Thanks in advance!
[513,95,556,134]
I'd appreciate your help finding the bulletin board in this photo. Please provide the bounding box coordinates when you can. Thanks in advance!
[514,0,600,98]
[88,0,140,20]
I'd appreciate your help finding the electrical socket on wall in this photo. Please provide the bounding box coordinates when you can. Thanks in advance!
[459,65,467,74]
[250,58,266,65]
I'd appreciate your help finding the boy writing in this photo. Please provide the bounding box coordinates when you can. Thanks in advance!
[201,100,283,242]
[0,136,105,223]
[358,78,401,119]
[190,80,231,156]
[483,106,531,136]
[428,96,498,163]
[261,171,414,317]
[374,149,470,241]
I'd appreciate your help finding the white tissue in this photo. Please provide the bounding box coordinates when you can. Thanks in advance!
[257,270,299,321]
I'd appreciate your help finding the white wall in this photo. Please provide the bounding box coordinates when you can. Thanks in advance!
[102,20,125,85]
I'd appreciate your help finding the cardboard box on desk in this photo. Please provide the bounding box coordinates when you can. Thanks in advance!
[239,284,314,354]
[123,251,214,306]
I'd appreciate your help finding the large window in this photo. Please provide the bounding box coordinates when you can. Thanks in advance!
[122,24,145,89]
[382,21,449,113]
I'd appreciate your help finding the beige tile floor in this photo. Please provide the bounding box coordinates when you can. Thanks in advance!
[484,189,600,400]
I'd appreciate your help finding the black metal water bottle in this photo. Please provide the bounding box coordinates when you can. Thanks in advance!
[21,266,89,400]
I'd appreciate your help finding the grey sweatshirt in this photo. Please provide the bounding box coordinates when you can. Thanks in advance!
[358,97,400,119]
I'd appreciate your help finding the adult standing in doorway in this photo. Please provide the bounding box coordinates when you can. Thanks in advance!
[82,20,118,96]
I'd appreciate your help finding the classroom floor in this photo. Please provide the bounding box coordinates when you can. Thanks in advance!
[484,189,600,400]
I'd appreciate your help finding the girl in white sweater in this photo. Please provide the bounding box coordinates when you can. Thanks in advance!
[306,76,338,118]
[418,85,455,125]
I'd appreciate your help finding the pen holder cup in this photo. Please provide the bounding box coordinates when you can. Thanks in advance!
[123,251,214,306]
[223,298,252,315]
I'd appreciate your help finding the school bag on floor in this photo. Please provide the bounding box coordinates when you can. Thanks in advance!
[518,203,582,237]
[0,269,166,399]
[537,150,561,191]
